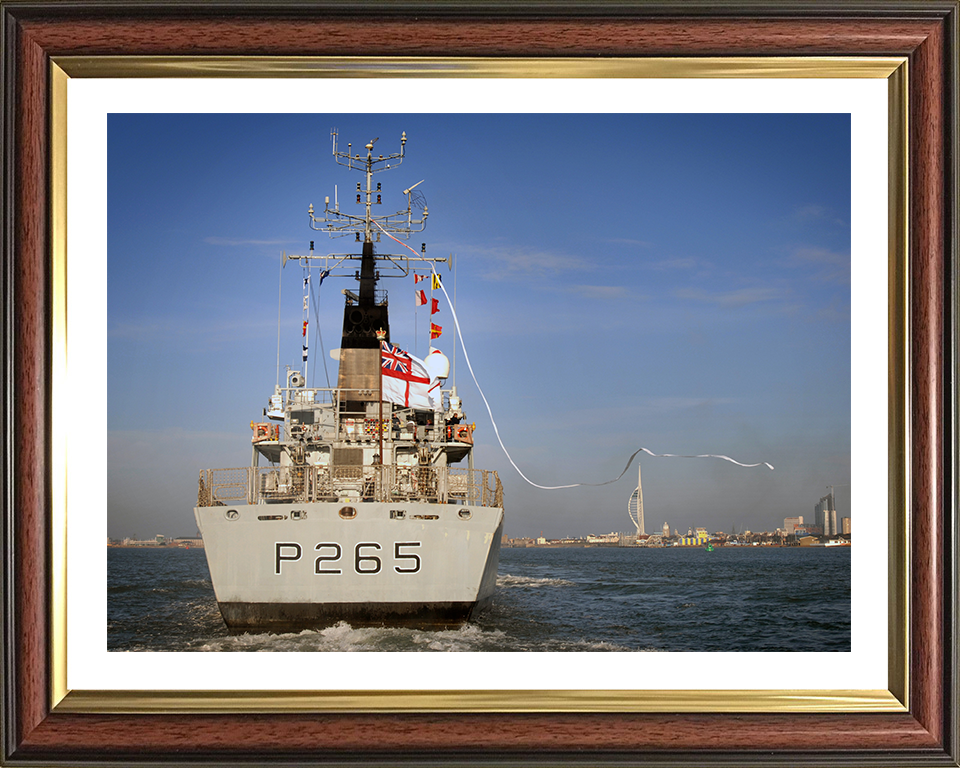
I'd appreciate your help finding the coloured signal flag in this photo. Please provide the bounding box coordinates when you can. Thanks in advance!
[431,274,441,290]
[431,297,440,315]
[414,274,427,284]
[415,289,427,307]
[430,323,442,339]
[302,320,308,337]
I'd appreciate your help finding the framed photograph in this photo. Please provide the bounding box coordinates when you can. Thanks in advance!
[2,2,957,766]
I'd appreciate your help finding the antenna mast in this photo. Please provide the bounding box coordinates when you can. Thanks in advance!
[284,130,448,282]
[279,131,451,389]
[308,129,429,247]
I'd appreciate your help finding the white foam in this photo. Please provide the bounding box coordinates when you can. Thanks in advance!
[497,574,576,588]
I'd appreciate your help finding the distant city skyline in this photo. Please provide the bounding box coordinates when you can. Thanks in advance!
[108,112,851,540]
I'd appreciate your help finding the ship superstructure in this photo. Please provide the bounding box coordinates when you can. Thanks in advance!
[194,131,504,630]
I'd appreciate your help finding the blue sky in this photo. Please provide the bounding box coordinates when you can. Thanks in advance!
[107,113,850,540]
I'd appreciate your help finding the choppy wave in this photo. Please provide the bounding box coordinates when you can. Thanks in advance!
[194,621,511,653]
[497,574,575,588]
[185,622,640,653]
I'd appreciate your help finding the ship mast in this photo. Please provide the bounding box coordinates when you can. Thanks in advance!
[309,129,430,255]
[281,131,448,403]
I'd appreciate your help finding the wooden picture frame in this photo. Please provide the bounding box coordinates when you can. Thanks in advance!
[2,2,957,765]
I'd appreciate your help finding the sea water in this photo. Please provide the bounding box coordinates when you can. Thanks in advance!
[107,545,849,652]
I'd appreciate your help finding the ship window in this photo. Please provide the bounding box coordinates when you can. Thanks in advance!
[257,514,286,521]
[390,509,406,519]
[225,509,239,520]
[339,506,357,519]
[395,449,417,467]
[334,447,364,466]
[458,508,472,520]
[291,510,307,520]
[291,410,315,424]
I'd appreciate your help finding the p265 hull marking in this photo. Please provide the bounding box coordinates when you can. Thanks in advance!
[195,501,503,630]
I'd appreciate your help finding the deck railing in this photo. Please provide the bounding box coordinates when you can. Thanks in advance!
[198,465,503,508]
[259,388,459,445]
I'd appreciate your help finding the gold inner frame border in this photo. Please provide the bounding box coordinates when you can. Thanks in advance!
[49,55,909,715]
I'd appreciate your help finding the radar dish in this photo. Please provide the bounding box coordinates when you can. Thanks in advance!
[409,190,427,211]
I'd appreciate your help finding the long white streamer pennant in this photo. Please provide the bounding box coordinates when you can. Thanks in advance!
[372,219,774,490]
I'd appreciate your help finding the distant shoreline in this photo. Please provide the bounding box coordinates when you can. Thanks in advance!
[503,542,850,549]
[108,544,203,549]
[109,541,850,550]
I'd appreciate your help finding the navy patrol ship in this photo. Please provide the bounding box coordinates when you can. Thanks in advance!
[194,131,504,631]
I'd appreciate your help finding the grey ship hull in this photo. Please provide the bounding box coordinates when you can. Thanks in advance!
[195,500,503,631]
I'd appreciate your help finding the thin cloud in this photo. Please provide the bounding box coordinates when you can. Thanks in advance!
[792,204,847,227]
[461,245,588,280]
[565,285,629,300]
[675,286,781,307]
[541,397,739,430]
[606,238,654,248]
[790,246,848,265]
[785,246,851,285]
[109,315,272,341]
[204,237,294,247]
[643,396,736,411]
[647,257,702,271]
[816,297,851,322]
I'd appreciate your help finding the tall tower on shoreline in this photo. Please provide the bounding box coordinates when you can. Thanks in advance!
[815,486,838,536]
[627,463,645,537]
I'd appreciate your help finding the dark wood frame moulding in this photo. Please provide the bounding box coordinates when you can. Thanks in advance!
[1,1,958,766]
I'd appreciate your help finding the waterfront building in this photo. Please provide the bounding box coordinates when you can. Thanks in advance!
[678,528,710,547]
[783,516,803,535]
[841,517,851,535]
[172,538,204,548]
[815,489,838,536]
